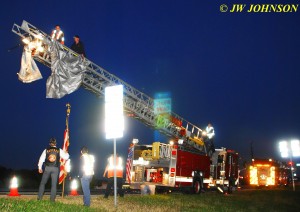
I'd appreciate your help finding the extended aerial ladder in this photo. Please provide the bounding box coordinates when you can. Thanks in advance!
[12,20,207,155]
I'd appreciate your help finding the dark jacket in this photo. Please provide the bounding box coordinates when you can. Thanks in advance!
[45,146,60,167]
[71,41,86,57]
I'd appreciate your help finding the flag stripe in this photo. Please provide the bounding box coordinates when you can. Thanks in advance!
[126,146,134,183]
[59,129,69,184]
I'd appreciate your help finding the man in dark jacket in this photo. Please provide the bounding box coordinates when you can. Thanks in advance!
[70,35,86,58]
[37,138,69,202]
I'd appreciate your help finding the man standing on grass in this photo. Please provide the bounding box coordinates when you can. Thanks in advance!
[103,154,124,198]
[37,137,69,202]
[80,146,95,207]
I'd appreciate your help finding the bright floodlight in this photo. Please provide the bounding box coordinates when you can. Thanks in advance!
[132,138,139,144]
[105,85,124,139]
[178,139,183,145]
[37,46,44,52]
[279,141,289,158]
[22,38,30,44]
[291,139,300,157]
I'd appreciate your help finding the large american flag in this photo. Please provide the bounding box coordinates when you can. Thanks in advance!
[59,128,69,184]
[126,145,134,183]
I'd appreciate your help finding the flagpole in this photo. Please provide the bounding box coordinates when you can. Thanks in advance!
[62,180,65,198]
[62,103,71,198]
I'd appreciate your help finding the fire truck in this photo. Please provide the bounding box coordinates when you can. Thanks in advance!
[11,21,240,194]
[125,141,239,194]
[249,158,289,187]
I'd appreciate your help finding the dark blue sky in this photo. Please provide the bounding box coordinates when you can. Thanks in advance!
[1,0,300,175]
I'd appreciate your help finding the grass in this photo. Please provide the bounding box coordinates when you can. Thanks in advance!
[1,186,300,211]
[0,198,93,212]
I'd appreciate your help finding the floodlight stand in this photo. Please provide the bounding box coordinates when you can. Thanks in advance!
[114,138,117,207]
[290,156,295,191]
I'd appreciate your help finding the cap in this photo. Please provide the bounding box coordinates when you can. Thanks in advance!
[73,35,80,39]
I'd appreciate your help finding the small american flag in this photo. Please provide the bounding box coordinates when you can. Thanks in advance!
[126,145,134,183]
[59,128,69,184]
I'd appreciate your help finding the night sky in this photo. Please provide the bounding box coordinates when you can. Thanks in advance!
[1,0,300,177]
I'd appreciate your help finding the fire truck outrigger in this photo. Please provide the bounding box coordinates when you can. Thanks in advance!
[125,140,239,194]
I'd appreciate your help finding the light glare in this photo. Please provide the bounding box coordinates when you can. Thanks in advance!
[279,141,289,158]
[132,138,139,144]
[22,38,30,44]
[10,176,18,189]
[291,140,300,157]
[71,179,78,190]
[105,85,124,139]
[178,139,183,145]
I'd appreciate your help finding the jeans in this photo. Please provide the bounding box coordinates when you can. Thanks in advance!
[81,175,92,206]
[104,177,124,198]
[63,175,71,196]
[38,166,59,201]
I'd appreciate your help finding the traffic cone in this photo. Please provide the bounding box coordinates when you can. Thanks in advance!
[7,176,21,197]
[69,179,79,196]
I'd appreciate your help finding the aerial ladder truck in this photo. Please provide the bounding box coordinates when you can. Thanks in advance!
[12,20,239,194]
[12,20,205,152]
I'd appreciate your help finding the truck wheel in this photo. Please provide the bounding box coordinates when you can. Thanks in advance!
[193,179,201,194]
